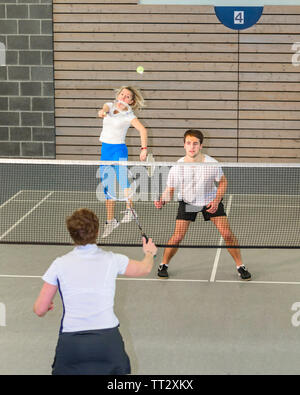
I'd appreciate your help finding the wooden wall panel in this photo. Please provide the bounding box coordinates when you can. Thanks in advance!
[53,1,300,162]
[238,5,300,162]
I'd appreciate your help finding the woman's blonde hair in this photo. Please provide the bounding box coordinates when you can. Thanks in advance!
[115,86,145,111]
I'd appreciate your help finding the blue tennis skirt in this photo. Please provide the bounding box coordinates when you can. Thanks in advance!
[100,142,130,200]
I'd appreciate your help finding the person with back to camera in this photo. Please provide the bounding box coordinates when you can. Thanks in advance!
[33,208,157,375]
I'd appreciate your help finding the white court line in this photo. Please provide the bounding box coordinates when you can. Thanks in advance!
[0,275,299,286]
[10,200,101,204]
[209,194,233,283]
[232,204,300,209]
[0,275,42,279]
[0,191,53,241]
[117,278,208,283]
[0,190,24,210]
[0,274,208,282]
[216,280,300,286]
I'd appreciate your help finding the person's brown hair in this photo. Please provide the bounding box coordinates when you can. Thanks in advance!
[66,208,99,245]
[183,129,204,145]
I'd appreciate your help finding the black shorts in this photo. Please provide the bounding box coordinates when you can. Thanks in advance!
[52,326,131,375]
[176,200,227,222]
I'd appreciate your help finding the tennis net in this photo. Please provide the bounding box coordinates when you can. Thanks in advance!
[0,159,299,248]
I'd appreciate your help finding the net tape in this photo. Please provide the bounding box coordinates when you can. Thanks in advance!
[0,159,299,248]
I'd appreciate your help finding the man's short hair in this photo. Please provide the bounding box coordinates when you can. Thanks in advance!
[183,129,204,145]
[66,208,99,245]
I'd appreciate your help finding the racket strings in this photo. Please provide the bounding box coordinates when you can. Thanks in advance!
[112,100,132,116]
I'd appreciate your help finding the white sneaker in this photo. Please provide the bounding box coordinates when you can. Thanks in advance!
[102,218,119,238]
[121,208,136,223]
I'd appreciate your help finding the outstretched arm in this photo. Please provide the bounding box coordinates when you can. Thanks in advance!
[98,103,110,118]
[125,237,157,277]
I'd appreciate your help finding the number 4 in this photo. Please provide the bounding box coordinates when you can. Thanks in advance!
[234,11,244,25]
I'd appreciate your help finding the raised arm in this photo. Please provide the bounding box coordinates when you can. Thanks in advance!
[98,103,110,118]
[124,237,157,277]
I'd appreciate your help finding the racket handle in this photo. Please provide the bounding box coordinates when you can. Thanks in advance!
[142,233,157,258]
[142,233,148,243]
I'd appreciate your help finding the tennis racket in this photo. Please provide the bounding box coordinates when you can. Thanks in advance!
[97,100,132,118]
[146,153,156,177]
[111,100,132,116]
[126,203,148,243]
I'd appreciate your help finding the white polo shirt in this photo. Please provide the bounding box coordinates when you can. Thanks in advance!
[42,244,129,333]
[167,155,224,207]
[99,102,137,144]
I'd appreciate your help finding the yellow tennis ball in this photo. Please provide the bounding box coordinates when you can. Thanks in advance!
[136,66,144,74]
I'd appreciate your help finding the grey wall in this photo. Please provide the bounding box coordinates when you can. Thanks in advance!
[0,0,55,158]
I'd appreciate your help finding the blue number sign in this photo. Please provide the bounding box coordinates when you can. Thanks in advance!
[214,6,264,30]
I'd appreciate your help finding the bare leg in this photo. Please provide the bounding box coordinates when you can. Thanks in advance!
[162,220,191,265]
[210,216,242,267]
[106,200,115,221]
[124,188,132,210]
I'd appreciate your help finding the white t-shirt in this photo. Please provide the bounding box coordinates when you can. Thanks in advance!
[99,102,137,144]
[167,155,224,207]
[42,244,129,333]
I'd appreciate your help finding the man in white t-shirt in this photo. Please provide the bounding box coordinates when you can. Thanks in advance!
[155,129,251,281]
